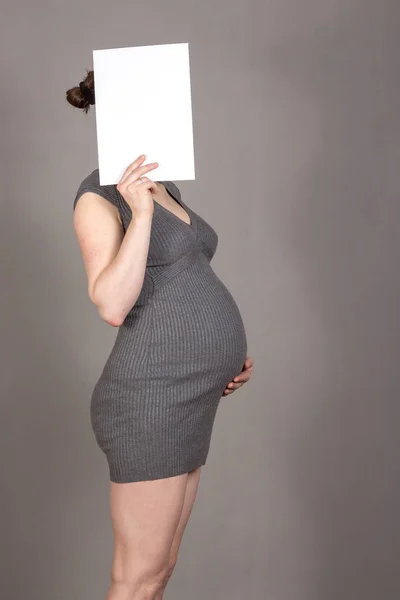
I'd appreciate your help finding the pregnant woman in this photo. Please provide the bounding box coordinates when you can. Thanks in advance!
[67,70,254,600]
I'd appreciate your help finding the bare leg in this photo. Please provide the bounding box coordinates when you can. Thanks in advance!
[105,472,189,600]
[154,466,202,600]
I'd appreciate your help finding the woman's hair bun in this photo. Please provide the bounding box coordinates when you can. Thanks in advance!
[66,69,95,113]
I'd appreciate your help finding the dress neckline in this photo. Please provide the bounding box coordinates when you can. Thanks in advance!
[155,181,194,229]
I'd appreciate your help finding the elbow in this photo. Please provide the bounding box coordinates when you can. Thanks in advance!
[89,286,139,327]
[97,304,125,327]
[98,309,124,327]
[100,298,139,326]
[89,284,124,327]
[103,315,123,328]
[90,294,124,326]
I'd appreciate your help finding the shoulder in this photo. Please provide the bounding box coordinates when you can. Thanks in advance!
[73,169,120,211]
[79,168,101,189]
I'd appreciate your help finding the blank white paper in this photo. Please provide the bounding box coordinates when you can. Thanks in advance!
[93,42,195,186]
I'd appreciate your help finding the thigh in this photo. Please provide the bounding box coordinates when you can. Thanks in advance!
[169,467,202,561]
[109,472,189,578]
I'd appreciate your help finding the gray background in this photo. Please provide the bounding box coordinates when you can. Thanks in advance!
[1,0,399,598]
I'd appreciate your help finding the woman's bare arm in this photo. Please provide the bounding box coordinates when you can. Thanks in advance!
[73,192,153,326]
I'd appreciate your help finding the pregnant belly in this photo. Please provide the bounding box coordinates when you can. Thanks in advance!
[101,260,247,391]
[150,261,248,386]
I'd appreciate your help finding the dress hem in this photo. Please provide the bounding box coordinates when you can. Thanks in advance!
[108,458,208,484]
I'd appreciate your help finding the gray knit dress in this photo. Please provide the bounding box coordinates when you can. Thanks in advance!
[73,169,248,483]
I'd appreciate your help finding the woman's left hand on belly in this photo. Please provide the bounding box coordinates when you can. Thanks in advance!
[223,356,254,396]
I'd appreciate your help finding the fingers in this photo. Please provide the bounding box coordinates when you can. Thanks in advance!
[118,155,146,185]
[233,370,251,383]
[131,175,152,186]
[231,357,254,384]
[221,356,255,398]
[130,176,157,194]
[122,162,159,190]
[227,381,243,390]
[233,365,253,382]
[222,379,244,396]
[118,155,159,188]
[244,356,254,368]
[223,386,238,395]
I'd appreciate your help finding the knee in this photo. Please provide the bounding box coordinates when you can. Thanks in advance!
[164,554,178,583]
[111,562,168,597]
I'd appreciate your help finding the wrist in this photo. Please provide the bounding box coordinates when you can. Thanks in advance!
[131,209,154,223]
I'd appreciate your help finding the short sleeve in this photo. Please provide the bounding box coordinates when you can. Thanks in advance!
[73,169,121,212]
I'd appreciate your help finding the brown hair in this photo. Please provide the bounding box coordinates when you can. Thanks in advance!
[66,69,95,114]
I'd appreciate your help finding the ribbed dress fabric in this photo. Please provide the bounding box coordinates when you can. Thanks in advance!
[73,169,248,483]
